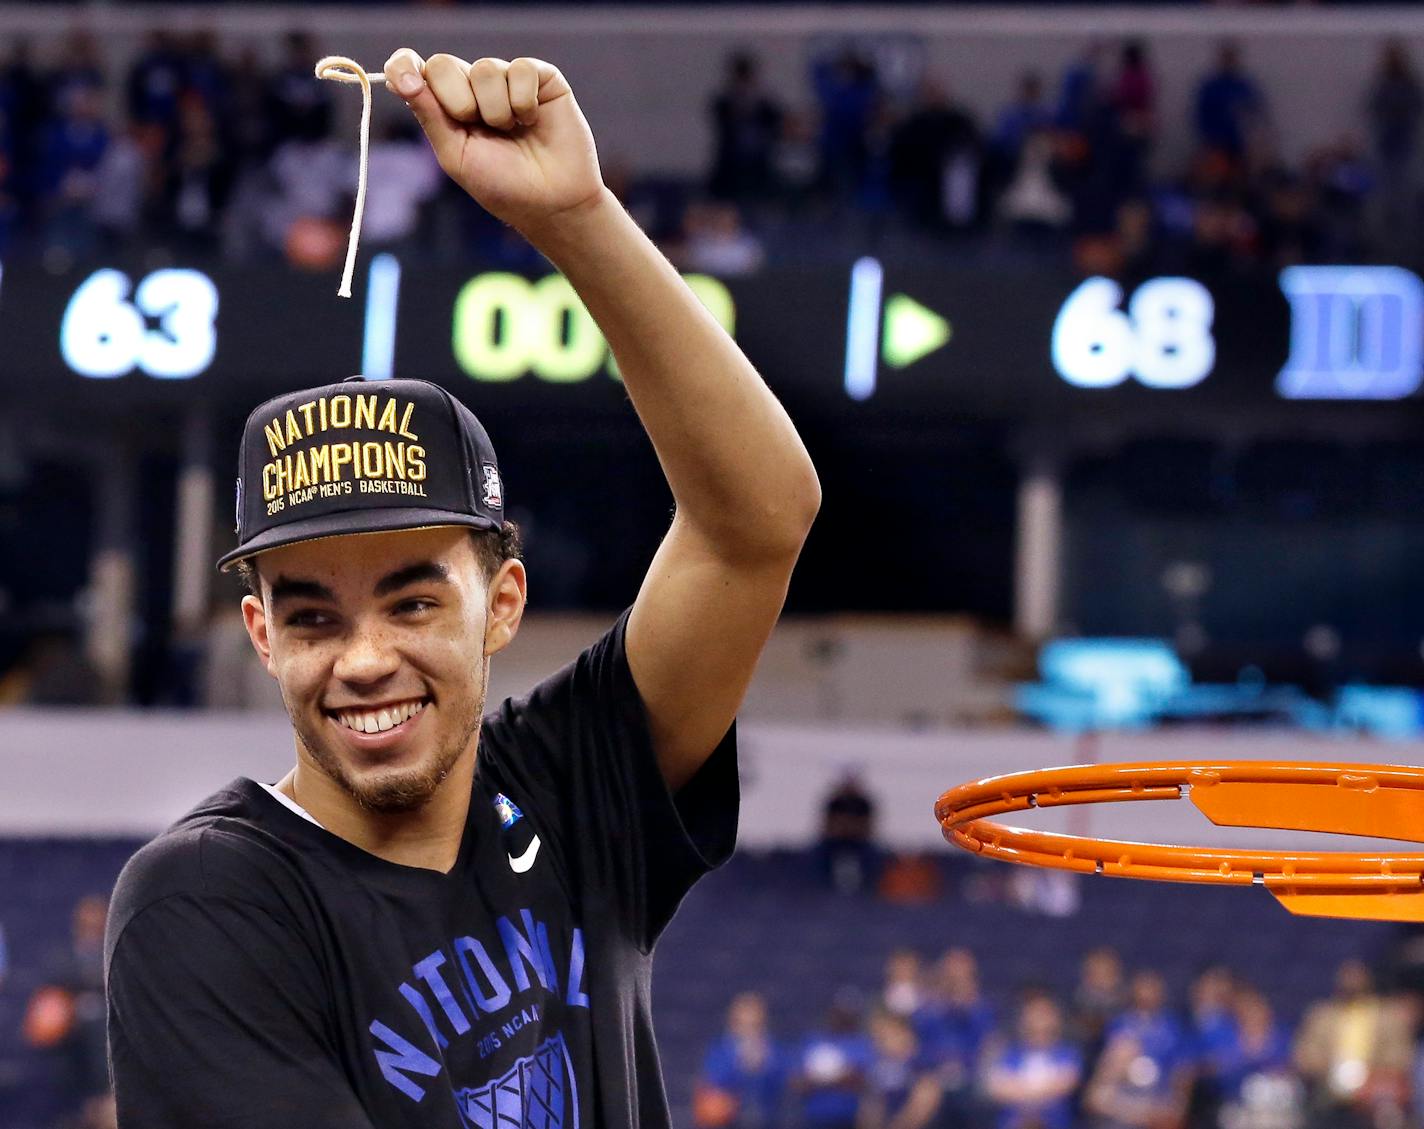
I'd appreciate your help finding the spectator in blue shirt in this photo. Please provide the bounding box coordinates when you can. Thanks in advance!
[1216,988,1293,1105]
[793,994,875,1129]
[860,1009,942,1129]
[1187,965,1238,1128]
[810,47,880,206]
[695,991,789,1129]
[46,26,104,121]
[38,82,109,258]
[1194,40,1264,159]
[39,83,108,196]
[1106,969,1187,1068]
[986,70,1052,216]
[1056,41,1107,133]
[985,992,1082,1129]
[914,947,995,1127]
[1191,965,1237,1063]
[992,71,1052,168]
[916,947,996,1068]
[1089,970,1192,1129]
[126,30,186,135]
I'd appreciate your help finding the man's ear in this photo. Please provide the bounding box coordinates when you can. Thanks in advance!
[485,559,527,657]
[241,594,277,676]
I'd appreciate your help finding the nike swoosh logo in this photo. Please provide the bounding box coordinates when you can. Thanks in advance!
[508,835,541,874]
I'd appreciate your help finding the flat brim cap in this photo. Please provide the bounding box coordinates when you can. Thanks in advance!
[218,376,504,571]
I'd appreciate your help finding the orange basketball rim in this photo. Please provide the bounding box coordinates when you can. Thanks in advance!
[935,761,1424,922]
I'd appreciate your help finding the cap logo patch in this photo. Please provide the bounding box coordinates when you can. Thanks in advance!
[258,393,428,513]
[481,464,503,510]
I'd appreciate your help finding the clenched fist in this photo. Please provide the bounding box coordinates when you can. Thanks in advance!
[384,49,605,238]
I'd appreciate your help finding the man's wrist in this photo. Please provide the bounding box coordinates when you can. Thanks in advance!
[517,186,626,261]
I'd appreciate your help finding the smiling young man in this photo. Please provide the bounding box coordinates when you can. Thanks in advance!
[103,49,819,1128]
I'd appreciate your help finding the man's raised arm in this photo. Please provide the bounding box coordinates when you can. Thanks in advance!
[389,50,821,790]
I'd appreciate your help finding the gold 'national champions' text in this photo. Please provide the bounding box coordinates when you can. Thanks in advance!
[261,394,427,504]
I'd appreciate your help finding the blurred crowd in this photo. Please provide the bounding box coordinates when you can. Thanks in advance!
[695,948,1424,1129]
[698,36,1424,278]
[2,897,113,1129]
[3,892,1418,1129]
[0,27,448,270]
[0,27,1421,276]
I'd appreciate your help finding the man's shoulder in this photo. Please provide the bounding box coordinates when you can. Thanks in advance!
[107,779,294,944]
[480,610,636,732]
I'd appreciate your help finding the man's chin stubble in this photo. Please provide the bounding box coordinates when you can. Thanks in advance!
[346,762,458,813]
[291,701,485,815]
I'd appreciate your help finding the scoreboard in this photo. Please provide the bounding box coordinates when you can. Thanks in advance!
[5,254,1424,428]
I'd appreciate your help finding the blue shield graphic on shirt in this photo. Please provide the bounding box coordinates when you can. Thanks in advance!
[493,792,524,829]
[452,1033,577,1129]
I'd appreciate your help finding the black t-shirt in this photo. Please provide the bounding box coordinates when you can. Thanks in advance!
[105,612,738,1128]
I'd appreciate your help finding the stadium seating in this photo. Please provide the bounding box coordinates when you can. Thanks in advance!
[0,838,1396,1127]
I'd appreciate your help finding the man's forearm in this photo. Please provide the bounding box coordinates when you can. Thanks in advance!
[525,189,821,560]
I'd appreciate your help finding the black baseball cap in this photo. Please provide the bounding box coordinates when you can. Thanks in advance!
[218,377,504,571]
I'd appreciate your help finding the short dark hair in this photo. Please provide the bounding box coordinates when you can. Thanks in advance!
[234,522,523,599]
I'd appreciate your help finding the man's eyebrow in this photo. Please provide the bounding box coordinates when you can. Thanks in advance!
[268,577,337,607]
[373,561,452,598]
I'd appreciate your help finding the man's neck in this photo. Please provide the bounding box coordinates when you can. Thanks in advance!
[275,750,476,874]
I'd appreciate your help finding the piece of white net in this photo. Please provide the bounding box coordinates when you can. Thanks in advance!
[314,56,387,298]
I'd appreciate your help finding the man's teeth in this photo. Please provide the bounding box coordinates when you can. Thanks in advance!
[335,700,427,734]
